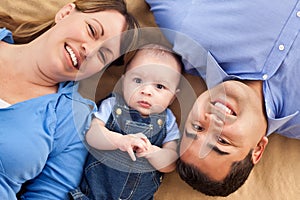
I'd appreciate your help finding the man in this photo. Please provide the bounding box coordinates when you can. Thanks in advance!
[146,0,300,196]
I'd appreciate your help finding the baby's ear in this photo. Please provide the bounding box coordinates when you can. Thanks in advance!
[169,89,180,105]
[121,74,125,80]
[120,74,125,86]
[55,3,76,23]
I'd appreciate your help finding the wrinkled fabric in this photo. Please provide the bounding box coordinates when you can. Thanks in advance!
[146,0,300,138]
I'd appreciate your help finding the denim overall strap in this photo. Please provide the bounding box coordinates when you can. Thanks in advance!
[111,93,167,146]
[70,93,167,200]
[91,93,167,173]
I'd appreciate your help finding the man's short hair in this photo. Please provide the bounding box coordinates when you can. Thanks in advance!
[176,150,254,197]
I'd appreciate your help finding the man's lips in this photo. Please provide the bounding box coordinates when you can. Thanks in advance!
[213,101,236,116]
[208,101,237,124]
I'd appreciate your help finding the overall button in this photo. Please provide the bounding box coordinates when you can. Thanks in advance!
[115,108,122,115]
[157,119,163,126]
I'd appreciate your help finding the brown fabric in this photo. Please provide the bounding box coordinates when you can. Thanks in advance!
[2,0,300,199]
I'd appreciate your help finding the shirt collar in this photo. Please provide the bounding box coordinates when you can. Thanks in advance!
[205,53,298,135]
[266,112,298,136]
[185,48,297,136]
[172,30,296,135]
[0,28,14,44]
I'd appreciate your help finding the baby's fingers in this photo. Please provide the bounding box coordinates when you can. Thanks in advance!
[135,151,144,158]
[129,134,148,151]
[127,148,136,161]
[135,133,148,140]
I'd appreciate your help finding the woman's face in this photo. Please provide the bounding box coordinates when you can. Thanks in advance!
[37,3,127,82]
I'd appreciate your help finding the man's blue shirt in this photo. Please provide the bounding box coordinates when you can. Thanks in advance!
[146,0,300,138]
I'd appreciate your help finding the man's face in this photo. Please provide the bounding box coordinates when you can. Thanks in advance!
[179,80,267,181]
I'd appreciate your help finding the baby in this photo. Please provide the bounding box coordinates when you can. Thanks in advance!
[70,43,182,200]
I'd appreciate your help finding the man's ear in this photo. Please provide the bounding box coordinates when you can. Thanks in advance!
[252,136,268,164]
[55,3,76,23]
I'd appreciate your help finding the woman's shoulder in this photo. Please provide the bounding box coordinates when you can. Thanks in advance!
[56,81,96,112]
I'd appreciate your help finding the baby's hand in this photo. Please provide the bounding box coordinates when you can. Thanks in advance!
[135,139,160,159]
[116,134,148,161]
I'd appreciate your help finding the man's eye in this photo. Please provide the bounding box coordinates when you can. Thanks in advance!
[98,48,106,64]
[192,123,204,132]
[156,84,165,89]
[217,136,229,145]
[134,78,142,83]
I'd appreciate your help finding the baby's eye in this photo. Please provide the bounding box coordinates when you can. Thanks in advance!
[192,123,204,132]
[134,78,142,84]
[156,84,165,89]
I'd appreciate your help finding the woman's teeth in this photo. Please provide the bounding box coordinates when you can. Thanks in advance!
[65,45,78,67]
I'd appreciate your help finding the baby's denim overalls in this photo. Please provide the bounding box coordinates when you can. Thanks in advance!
[70,93,167,200]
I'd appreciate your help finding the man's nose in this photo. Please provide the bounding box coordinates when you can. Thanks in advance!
[205,113,224,131]
[197,113,225,158]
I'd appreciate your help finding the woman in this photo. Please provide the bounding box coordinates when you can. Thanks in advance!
[0,0,138,199]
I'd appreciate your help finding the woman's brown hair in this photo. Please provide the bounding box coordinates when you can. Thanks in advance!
[0,0,139,44]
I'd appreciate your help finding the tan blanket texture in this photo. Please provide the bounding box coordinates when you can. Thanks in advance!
[2,0,300,199]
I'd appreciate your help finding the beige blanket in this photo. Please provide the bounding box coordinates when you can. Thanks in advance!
[1,0,299,199]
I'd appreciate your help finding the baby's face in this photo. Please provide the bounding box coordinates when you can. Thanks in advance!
[122,50,181,116]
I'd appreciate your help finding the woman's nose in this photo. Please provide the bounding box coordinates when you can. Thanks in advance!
[81,42,100,56]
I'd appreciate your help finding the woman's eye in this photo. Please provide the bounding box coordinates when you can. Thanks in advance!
[192,123,204,132]
[88,24,96,38]
[156,84,165,89]
[134,78,142,84]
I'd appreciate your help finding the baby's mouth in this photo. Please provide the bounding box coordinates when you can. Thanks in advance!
[138,100,151,108]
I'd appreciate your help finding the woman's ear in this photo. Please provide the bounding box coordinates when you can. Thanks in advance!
[55,3,76,23]
[252,136,268,164]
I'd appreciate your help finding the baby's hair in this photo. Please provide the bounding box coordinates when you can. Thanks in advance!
[123,43,183,73]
